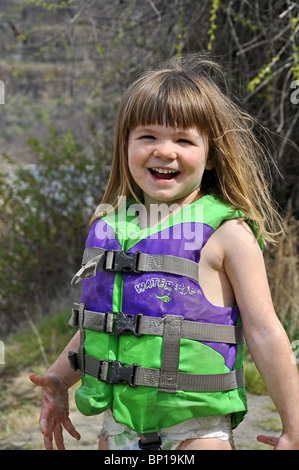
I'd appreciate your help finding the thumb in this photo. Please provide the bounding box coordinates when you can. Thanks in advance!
[29,373,50,387]
[257,435,279,447]
[29,373,43,386]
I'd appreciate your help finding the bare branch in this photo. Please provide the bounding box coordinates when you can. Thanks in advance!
[277,108,299,160]
[148,0,161,22]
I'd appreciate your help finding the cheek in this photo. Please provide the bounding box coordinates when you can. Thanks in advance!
[127,149,136,172]
[129,146,147,168]
[128,152,144,181]
[192,150,209,170]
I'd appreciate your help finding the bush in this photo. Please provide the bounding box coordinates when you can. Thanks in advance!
[0,125,109,336]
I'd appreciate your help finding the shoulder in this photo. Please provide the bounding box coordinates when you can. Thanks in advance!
[211,218,266,287]
[219,219,268,301]
[201,217,260,275]
[213,218,262,258]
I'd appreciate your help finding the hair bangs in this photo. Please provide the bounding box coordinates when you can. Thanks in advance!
[126,71,210,134]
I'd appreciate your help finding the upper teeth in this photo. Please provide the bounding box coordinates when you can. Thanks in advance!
[152,168,177,174]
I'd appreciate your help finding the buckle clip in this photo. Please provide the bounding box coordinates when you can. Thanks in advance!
[138,433,162,450]
[98,360,138,387]
[105,250,141,273]
[104,311,142,336]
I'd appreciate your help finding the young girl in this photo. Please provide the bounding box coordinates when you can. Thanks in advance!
[30,54,299,451]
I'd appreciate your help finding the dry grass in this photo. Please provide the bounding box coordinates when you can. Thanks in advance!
[0,367,78,441]
[264,207,299,341]
[0,369,44,438]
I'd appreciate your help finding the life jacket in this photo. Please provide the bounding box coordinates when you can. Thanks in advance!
[68,195,262,446]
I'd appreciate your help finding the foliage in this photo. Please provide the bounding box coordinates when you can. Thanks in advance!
[2,0,298,213]
[0,0,298,338]
[207,0,220,51]
[0,125,108,336]
[1,310,74,374]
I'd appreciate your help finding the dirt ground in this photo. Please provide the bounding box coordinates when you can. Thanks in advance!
[0,370,281,451]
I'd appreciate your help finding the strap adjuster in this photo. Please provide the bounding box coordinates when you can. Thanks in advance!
[104,311,142,336]
[97,360,138,387]
[105,250,141,273]
[68,351,79,371]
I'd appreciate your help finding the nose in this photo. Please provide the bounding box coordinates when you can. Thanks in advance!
[153,144,177,160]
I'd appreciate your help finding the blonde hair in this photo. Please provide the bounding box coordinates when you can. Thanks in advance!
[91,54,282,244]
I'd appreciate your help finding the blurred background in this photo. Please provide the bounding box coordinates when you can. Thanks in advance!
[0,0,298,449]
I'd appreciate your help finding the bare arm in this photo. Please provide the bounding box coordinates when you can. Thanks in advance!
[222,219,299,449]
[30,331,81,449]
[44,330,81,387]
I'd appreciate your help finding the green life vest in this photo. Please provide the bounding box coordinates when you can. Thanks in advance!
[68,195,261,437]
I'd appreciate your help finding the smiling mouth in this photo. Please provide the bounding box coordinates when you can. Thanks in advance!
[149,168,180,180]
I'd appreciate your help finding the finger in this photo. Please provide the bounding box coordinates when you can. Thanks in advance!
[53,422,66,450]
[42,425,54,450]
[29,373,44,387]
[44,435,53,450]
[30,373,55,389]
[257,435,279,447]
[30,373,54,394]
[62,416,81,441]
[40,416,53,437]
[39,407,57,441]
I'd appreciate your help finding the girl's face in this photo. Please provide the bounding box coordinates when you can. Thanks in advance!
[127,124,211,209]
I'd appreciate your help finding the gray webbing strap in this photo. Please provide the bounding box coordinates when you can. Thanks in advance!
[69,303,244,344]
[158,316,183,393]
[135,366,245,392]
[137,252,199,282]
[77,354,245,392]
[71,247,199,285]
[69,304,107,332]
[77,303,85,375]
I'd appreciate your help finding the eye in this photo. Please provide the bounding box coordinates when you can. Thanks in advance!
[177,138,193,144]
[139,135,156,140]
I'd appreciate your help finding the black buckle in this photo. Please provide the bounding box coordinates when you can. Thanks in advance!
[106,250,141,273]
[104,311,142,336]
[98,360,138,387]
[138,434,162,450]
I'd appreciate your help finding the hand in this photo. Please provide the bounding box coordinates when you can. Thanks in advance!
[30,372,81,450]
[257,433,299,450]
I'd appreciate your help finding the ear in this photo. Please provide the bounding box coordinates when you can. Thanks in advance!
[205,158,214,170]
